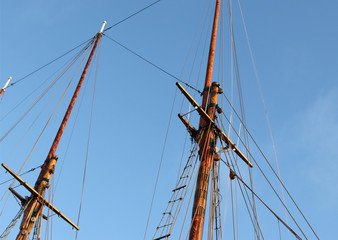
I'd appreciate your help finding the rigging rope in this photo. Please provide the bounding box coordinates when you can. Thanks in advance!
[7,0,163,88]
[152,143,200,239]
[218,106,309,239]
[0,198,33,240]
[104,0,162,32]
[221,158,303,240]
[225,2,262,236]
[0,165,42,187]
[144,88,178,240]
[0,40,93,143]
[3,64,78,166]
[0,41,91,123]
[236,0,290,236]
[2,44,92,200]
[7,39,93,88]
[102,34,202,94]
[221,91,319,239]
[176,0,214,186]
[223,149,264,239]
[75,38,101,240]
[53,52,93,195]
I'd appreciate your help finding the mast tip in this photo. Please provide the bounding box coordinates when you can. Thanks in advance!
[100,21,107,33]
[2,76,12,90]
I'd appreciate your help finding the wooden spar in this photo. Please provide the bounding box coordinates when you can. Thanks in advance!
[15,21,106,240]
[2,164,79,230]
[189,1,220,239]
[176,82,253,167]
[0,77,12,98]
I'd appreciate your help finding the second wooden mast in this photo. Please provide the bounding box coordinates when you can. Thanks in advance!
[14,21,106,240]
[189,0,220,239]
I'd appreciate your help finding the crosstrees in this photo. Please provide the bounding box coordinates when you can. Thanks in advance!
[177,82,252,168]
[2,164,79,230]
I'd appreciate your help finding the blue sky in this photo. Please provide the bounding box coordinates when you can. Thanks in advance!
[0,0,337,239]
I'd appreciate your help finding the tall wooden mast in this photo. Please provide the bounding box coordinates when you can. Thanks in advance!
[13,21,106,240]
[176,0,251,237]
[189,1,220,239]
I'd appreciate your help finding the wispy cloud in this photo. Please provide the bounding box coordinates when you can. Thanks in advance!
[284,86,338,207]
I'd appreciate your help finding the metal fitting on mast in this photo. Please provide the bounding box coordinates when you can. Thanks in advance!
[2,77,12,90]
[100,21,107,33]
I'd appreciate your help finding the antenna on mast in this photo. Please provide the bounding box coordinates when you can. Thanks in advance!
[0,77,12,97]
[100,21,107,33]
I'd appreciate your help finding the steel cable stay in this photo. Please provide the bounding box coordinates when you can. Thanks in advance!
[2,61,86,167]
[0,46,94,239]
[144,87,179,240]
[220,158,304,240]
[0,191,11,218]
[216,110,309,239]
[1,31,103,240]
[176,0,217,188]
[7,0,163,88]
[212,95,309,240]
[231,161,264,240]
[0,49,93,222]
[0,88,74,233]
[32,49,98,238]
[43,43,101,239]
[234,0,290,235]
[221,0,317,235]
[219,91,318,239]
[102,34,202,95]
[103,0,162,32]
[7,38,95,89]
[222,142,292,240]
[53,46,96,196]
[175,0,213,186]
[216,126,264,239]
[5,44,92,182]
[75,38,102,240]
[225,1,261,236]
[178,0,214,114]
[0,41,94,144]
[223,149,264,240]
[0,40,93,123]
[0,165,42,187]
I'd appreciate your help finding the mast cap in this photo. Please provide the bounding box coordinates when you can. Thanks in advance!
[100,21,107,33]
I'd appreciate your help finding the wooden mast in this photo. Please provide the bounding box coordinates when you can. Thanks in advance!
[189,1,220,239]
[15,21,106,240]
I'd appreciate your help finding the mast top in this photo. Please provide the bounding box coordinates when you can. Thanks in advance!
[100,21,107,33]
[2,77,12,90]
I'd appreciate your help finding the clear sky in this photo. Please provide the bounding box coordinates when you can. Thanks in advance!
[0,0,337,239]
